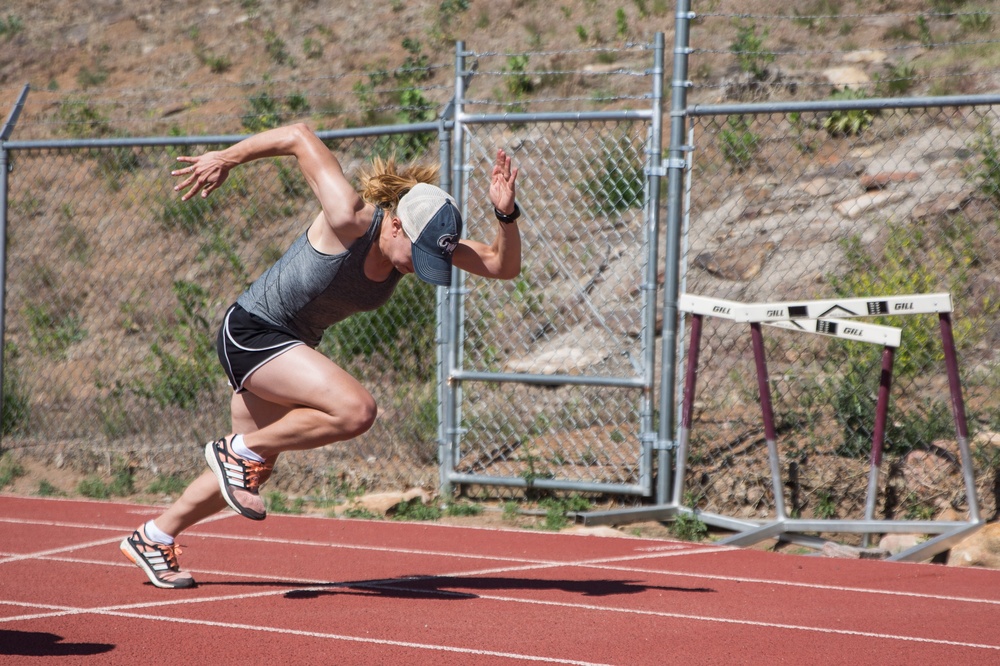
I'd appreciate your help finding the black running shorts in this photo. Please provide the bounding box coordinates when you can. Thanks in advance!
[216,303,304,393]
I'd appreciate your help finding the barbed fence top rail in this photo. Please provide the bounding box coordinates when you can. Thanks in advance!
[1,121,442,150]
[689,93,1000,117]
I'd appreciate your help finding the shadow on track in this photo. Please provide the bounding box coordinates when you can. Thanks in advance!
[280,575,717,600]
[0,630,114,657]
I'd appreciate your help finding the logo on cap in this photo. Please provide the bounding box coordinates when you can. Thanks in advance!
[438,233,459,255]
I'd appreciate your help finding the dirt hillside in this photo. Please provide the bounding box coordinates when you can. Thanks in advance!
[2,0,997,138]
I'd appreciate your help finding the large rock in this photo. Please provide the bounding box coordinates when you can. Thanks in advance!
[879,533,924,556]
[834,190,909,218]
[505,345,610,375]
[694,241,777,281]
[334,487,433,517]
[948,523,1000,568]
[899,446,960,490]
[823,66,871,89]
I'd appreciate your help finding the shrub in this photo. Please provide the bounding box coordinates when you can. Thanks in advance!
[159,190,220,235]
[241,91,290,133]
[504,54,534,98]
[0,15,24,39]
[538,495,591,531]
[392,498,442,521]
[0,452,25,489]
[353,41,437,161]
[77,463,134,498]
[2,343,31,435]
[671,511,709,541]
[970,128,1000,205]
[730,22,774,80]
[24,302,87,360]
[826,220,993,457]
[873,60,918,97]
[823,88,875,137]
[147,474,190,496]
[719,114,761,171]
[57,98,111,139]
[135,281,222,410]
[266,491,305,514]
[577,128,645,213]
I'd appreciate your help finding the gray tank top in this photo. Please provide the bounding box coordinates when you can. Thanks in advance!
[236,209,403,347]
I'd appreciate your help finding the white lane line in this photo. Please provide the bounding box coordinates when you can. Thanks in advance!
[414,588,1000,652]
[0,536,123,564]
[6,529,1000,610]
[4,509,999,621]
[15,605,617,666]
[572,561,1000,606]
[5,578,998,655]
[0,515,720,569]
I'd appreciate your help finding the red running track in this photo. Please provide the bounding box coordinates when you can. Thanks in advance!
[2,494,999,665]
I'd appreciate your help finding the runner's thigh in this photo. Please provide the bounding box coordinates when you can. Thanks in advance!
[241,344,373,413]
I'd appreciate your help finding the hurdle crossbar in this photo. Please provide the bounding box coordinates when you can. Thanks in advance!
[734,292,951,322]
[678,293,902,347]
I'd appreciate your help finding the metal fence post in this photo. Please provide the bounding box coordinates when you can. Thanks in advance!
[659,1,694,504]
[0,84,30,435]
[636,32,667,502]
[437,115,453,495]
[439,40,470,497]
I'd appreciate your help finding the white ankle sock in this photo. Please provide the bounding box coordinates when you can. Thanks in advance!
[230,433,265,463]
[144,520,174,545]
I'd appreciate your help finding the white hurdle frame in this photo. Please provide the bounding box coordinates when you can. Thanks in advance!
[672,292,982,561]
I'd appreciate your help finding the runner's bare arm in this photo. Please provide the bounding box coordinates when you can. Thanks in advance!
[453,148,522,280]
[171,123,363,227]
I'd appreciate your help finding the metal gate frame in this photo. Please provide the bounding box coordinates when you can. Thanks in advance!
[437,36,669,497]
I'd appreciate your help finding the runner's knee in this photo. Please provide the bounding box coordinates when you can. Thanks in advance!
[333,390,377,438]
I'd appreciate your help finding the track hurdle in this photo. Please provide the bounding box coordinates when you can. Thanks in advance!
[675,292,982,561]
[582,292,983,563]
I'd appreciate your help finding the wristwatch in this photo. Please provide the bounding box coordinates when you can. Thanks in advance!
[494,203,521,224]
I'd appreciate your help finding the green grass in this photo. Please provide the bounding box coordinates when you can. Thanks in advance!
[670,511,709,541]
[502,501,520,521]
[147,474,190,496]
[445,502,483,517]
[35,480,64,497]
[537,495,592,531]
[77,466,135,499]
[393,498,443,521]
[2,343,31,436]
[339,507,382,520]
[0,453,25,489]
[266,490,305,514]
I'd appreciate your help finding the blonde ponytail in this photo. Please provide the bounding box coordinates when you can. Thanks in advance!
[359,155,440,212]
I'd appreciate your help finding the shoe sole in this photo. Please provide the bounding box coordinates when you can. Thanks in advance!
[205,441,266,521]
[119,538,194,589]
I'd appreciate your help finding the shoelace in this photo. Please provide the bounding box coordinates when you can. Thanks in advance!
[153,541,184,570]
[242,460,272,491]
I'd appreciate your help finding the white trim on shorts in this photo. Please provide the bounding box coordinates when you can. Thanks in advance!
[220,306,305,393]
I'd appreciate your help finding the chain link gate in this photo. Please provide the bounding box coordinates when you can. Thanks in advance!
[438,39,667,498]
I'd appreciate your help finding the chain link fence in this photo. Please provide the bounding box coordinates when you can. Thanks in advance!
[0,38,668,503]
[678,101,1000,526]
[1,129,447,497]
[2,29,998,531]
